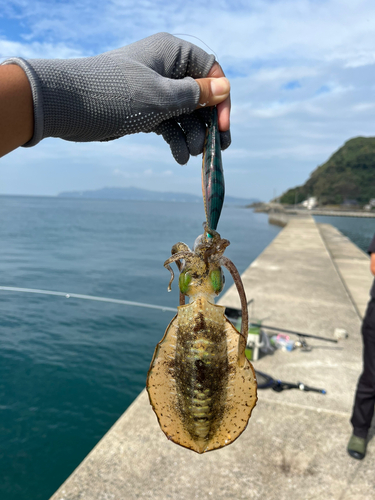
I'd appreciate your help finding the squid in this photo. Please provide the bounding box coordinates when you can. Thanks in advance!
[146,107,257,453]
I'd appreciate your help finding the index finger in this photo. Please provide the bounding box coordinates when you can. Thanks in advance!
[207,63,231,132]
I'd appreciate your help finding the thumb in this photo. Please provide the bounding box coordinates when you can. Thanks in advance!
[195,77,230,108]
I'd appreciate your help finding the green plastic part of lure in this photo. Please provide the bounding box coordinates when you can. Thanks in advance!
[201,106,225,231]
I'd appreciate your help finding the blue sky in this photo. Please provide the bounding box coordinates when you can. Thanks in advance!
[1,0,375,200]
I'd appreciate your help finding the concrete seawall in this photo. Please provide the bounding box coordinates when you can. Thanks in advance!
[50,217,375,500]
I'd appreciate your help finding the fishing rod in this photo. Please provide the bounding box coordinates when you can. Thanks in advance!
[255,370,326,394]
[250,323,338,344]
[0,286,176,313]
[225,302,338,344]
[0,287,339,344]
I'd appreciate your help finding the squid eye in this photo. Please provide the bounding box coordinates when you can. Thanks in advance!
[179,271,192,294]
[210,269,224,294]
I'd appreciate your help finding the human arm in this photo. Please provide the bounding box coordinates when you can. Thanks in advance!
[368,234,375,276]
[0,64,33,157]
[0,33,231,163]
[370,253,375,276]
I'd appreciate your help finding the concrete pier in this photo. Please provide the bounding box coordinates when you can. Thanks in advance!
[50,217,374,500]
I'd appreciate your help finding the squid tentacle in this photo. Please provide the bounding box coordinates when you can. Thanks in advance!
[221,256,249,366]
[164,251,195,291]
[171,242,190,255]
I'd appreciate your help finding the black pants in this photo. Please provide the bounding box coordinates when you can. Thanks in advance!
[350,298,375,439]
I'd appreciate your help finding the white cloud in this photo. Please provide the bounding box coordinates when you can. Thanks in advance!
[0,39,83,60]
[226,143,334,162]
[352,103,375,112]
[3,1,375,66]
[250,66,319,84]
[113,166,174,179]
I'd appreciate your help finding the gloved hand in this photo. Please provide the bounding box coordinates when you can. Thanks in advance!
[2,33,231,164]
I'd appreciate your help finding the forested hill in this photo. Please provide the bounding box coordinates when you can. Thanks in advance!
[280,137,375,205]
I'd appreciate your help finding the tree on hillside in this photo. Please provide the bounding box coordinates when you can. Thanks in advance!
[280,137,375,205]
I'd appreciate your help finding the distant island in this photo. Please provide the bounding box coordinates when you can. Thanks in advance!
[58,186,258,206]
[280,137,375,206]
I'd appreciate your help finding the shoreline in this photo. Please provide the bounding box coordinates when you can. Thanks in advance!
[252,202,375,218]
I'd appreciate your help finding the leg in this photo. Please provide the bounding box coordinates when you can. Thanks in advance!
[350,300,375,438]
[350,328,375,438]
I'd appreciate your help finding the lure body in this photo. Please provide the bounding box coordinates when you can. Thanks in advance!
[147,228,257,453]
[201,106,225,231]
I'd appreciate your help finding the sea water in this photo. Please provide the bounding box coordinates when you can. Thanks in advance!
[313,215,375,253]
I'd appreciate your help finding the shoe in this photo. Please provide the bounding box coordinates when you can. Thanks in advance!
[347,434,366,460]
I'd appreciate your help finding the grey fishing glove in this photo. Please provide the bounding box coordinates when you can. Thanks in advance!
[2,32,231,164]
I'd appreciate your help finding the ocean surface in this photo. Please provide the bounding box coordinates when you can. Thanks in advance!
[313,215,375,253]
[0,196,282,500]
[1,198,374,500]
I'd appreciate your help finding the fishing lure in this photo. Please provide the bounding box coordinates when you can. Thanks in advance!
[201,106,224,231]
[146,107,257,453]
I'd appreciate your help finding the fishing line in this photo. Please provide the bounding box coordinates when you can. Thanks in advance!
[172,34,219,63]
[0,286,176,312]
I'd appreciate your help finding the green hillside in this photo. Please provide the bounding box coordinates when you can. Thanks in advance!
[280,137,375,205]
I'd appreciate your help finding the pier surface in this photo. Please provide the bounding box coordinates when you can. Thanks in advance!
[50,217,374,500]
